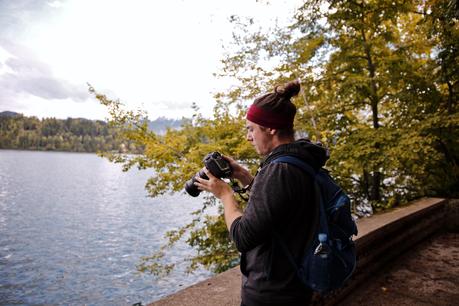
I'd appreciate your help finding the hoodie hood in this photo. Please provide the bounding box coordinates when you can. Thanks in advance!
[262,139,329,172]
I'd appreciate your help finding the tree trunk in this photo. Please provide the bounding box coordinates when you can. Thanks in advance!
[447,80,454,114]
[370,171,381,201]
[361,27,382,203]
[363,170,370,198]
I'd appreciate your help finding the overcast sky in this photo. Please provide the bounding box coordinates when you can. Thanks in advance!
[0,0,301,120]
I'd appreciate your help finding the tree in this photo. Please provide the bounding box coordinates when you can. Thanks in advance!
[218,0,458,210]
[90,86,259,273]
[0,114,133,153]
[92,0,458,276]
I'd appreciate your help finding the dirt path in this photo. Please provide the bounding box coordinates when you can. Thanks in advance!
[340,232,459,306]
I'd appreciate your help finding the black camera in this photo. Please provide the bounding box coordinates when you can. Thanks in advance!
[185,152,232,197]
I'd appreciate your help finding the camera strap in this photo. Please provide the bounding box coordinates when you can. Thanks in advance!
[228,165,260,202]
[229,175,255,202]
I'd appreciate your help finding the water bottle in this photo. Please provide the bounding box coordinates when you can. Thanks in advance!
[314,233,331,258]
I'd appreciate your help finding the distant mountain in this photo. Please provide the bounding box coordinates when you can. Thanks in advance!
[147,117,184,134]
[0,111,21,118]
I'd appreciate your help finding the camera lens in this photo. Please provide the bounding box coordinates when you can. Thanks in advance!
[184,169,208,197]
[184,177,200,197]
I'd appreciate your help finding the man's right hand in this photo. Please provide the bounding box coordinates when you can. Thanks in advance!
[223,155,254,187]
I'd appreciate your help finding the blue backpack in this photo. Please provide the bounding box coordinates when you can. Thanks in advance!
[272,156,358,294]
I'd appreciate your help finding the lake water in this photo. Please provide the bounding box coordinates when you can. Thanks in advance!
[0,150,215,305]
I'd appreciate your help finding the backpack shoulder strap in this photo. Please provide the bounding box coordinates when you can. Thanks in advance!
[272,155,317,178]
[272,155,329,230]
[271,155,330,269]
[272,156,329,235]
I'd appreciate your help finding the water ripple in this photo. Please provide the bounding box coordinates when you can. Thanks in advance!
[0,150,216,305]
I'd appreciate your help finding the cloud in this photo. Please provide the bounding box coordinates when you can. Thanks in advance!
[0,2,87,106]
[2,73,88,100]
[0,1,52,40]
[156,100,196,110]
[47,0,64,8]
[0,40,89,102]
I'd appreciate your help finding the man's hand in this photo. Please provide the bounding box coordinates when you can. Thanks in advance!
[194,168,233,200]
[222,155,253,187]
[194,168,243,231]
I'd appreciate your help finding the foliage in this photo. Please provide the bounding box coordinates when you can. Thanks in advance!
[90,87,258,274]
[0,113,133,153]
[218,0,458,209]
[93,0,458,276]
[0,112,183,153]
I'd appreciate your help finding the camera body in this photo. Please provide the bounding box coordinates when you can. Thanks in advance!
[185,152,232,197]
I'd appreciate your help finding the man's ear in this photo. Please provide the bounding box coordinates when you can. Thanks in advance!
[268,128,278,135]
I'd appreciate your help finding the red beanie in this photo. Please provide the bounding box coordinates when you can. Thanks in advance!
[246,104,294,129]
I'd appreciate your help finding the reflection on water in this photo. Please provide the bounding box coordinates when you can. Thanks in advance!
[0,150,215,305]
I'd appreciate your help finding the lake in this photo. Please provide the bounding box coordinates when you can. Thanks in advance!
[0,150,215,305]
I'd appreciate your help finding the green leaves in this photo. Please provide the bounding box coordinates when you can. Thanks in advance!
[90,86,257,275]
[214,0,458,209]
[95,0,458,277]
[0,113,132,153]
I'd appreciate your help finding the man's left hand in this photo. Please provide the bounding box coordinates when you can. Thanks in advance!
[194,168,233,200]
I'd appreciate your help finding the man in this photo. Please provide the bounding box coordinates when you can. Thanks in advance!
[195,80,328,306]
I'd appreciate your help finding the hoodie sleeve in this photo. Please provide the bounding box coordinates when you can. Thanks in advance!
[229,162,294,253]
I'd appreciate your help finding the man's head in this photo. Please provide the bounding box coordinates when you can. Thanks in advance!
[245,80,300,156]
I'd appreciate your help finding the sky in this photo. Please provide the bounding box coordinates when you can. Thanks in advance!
[0,0,302,120]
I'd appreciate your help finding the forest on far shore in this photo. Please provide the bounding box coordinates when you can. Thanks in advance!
[0,111,183,153]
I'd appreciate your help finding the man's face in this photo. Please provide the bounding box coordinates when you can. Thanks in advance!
[245,120,274,156]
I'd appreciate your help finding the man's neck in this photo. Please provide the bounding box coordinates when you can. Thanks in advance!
[274,135,295,147]
[266,136,295,156]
